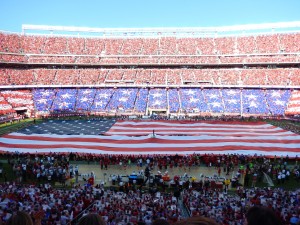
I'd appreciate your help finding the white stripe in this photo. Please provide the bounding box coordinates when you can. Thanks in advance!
[9,133,300,141]
[1,138,299,148]
[286,106,300,111]
[10,132,152,140]
[115,121,273,128]
[110,126,283,131]
[0,147,299,157]
[105,131,294,136]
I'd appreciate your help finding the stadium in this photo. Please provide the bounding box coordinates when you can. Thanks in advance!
[0,20,300,225]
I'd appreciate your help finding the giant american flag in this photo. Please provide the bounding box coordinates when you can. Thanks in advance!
[0,120,299,156]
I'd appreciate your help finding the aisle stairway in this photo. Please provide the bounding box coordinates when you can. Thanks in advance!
[178,198,190,218]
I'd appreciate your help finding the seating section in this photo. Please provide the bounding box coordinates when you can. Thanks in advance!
[222,89,241,113]
[265,90,291,115]
[1,68,299,86]
[134,88,148,113]
[285,90,300,115]
[1,90,34,114]
[0,92,15,115]
[106,88,138,112]
[90,89,115,112]
[1,32,300,64]
[279,33,300,52]
[202,89,225,113]
[33,89,56,113]
[168,89,180,113]
[75,89,97,111]
[0,88,295,117]
[180,89,209,113]
[242,89,269,114]
[51,89,77,112]
[1,31,299,116]
[6,69,34,86]
[148,88,168,109]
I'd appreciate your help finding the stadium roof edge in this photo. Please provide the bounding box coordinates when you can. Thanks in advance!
[22,21,300,34]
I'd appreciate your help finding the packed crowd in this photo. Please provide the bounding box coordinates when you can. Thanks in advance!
[183,187,300,225]
[2,53,299,65]
[1,33,300,55]
[1,32,300,65]
[31,87,293,116]
[0,86,296,116]
[1,68,300,86]
[0,151,300,225]
[7,151,71,184]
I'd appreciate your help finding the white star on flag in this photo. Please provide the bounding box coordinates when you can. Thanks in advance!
[186,90,195,95]
[62,93,71,99]
[227,90,237,95]
[95,101,104,107]
[42,91,51,96]
[0,105,12,110]
[249,101,258,108]
[246,94,257,100]
[152,93,163,98]
[154,100,161,105]
[99,93,109,99]
[227,99,237,104]
[271,91,281,98]
[275,100,285,106]
[119,97,128,102]
[122,90,132,95]
[209,94,218,99]
[211,102,221,107]
[81,97,89,102]
[37,99,47,104]
[59,102,71,108]
[189,97,199,103]
[83,90,92,94]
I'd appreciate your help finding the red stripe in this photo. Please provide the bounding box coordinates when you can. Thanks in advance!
[3,134,300,144]
[106,128,287,133]
[1,120,299,155]
[116,120,268,125]
[0,142,299,153]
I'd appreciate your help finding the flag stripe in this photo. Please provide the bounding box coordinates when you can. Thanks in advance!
[0,120,299,156]
[3,134,300,144]
[105,121,292,136]
[0,142,300,152]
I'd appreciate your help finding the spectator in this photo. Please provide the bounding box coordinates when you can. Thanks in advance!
[6,211,38,225]
[152,218,170,225]
[78,213,106,225]
[174,216,219,225]
[245,206,282,225]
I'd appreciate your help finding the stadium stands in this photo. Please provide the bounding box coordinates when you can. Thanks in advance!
[0,92,15,115]
[148,88,168,109]
[75,89,97,111]
[180,88,209,113]
[106,88,138,112]
[202,89,224,113]
[33,89,56,113]
[1,68,300,86]
[134,88,149,113]
[221,89,241,114]
[242,89,269,115]
[0,151,299,225]
[1,25,300,117]
[1,88,295,116]
[1,32,300,64]
[51,89,77,112]
[1,22,300,225]
[90,89,115,112]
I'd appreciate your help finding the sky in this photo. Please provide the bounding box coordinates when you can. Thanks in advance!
[0,0,300,32]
